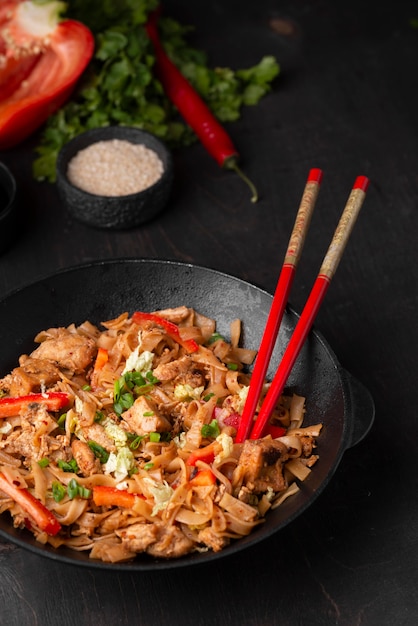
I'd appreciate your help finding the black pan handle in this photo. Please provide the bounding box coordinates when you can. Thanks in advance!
[343,370,375,449]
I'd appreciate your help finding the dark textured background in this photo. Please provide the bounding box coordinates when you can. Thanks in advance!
[1,1,417,624]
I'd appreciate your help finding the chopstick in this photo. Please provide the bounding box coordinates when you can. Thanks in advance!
[235,168,323,443]
[247,175,369,440]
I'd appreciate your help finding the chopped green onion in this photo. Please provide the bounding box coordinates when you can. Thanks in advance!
[146,371,159,384]
[37,457,50,468]
[57,413,67,427]
[67,478,79,499]
[88,440,109,463]
[203,393,215,402]
[58,458,79,473]
[113,370,159,415]
[144,462,154,471]
[82,384,91,391]
[149,432,160,442]
[208,332,225,344]
[227,363,239,371]
[143,411,154,417]
[201,419,221,438]
[94,410,105,423]
[67,478,91,500]
[52,481,66,502]
[128,434,144,450]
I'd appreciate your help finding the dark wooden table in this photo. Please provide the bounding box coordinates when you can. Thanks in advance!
[1,1,417,624]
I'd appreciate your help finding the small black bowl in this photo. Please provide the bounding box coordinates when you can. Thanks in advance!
[0,162,18,254]
[56,127,173,230]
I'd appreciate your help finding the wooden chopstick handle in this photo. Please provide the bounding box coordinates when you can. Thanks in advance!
[284,168,323,268]
[319,175,369,280]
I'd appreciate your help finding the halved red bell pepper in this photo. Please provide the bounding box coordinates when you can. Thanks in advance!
[92,485,143,509]
[0,0,94,149]
[0,391,70,418]
[132,311,199,353]
[0,471,61,535]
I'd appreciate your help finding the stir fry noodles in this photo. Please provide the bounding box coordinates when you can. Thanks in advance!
[0,307,322,562]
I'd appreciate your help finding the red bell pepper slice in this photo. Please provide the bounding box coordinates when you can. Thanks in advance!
[186,441,221,467]
[93,347,109,371]
[0,471,61,535]
[188,469,216,486]
[0,392,70,418]
[0,0,95,149]
[90,347,109,389]
[132,311,199,353]
[92,485,143,509]
[264,424,287,439]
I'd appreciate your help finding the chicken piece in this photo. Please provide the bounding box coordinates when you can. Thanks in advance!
[0,404,59,464]
[146,523,195,558]
[71,440,101,477]
[153,355,207,389]
[233,438,289,494]
[81,423,116,453]
[197,526,230,552]
[116,522,159,552]
[175,367,206,389]
[31,330,96,374]
[152,306,191,324]
[299,435,315,457]
[153,356,193,381]
[8,357,61,396]
[121,396,171,436]
[0,374,12,393]
[116,521,195,558]
[89,539,136,563]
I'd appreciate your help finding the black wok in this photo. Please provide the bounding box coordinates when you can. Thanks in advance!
[0,259,374,570]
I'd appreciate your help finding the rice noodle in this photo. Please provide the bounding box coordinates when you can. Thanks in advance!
[0,306,321,562]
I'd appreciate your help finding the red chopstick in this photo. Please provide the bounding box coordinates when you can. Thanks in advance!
[235,168,323,443]
[248,175,369,440]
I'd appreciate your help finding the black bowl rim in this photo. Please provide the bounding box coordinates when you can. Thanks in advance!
[0,258,374,571]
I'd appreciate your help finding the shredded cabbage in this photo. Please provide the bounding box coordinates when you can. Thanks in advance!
[104,447,134,482]
[174,384,204,401]
[215,432,234,463]
[145,477,173,516]
[122,347,154,375]
[103,418,128,448]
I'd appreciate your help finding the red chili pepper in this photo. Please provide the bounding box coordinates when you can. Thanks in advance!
[0,392,70,418]
[132,311,199,353]
[0,471,61,535]
[0,0,94,149]
[92,485,144,509]
[145,8,258,203]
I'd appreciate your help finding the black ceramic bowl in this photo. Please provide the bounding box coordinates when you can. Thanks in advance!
[0,162,18,254]
[0,259,375,571]
[56,127,173,230]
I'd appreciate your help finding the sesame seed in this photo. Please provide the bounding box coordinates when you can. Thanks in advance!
[67,139,165,196]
